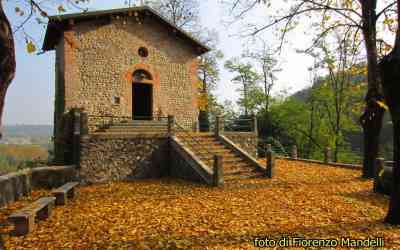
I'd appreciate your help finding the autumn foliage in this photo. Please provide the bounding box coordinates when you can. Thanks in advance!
[1,159,399,249]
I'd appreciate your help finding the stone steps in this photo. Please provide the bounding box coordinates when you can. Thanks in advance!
[176,133,263,182]
[100,128,168,133]
[96,120,168,134]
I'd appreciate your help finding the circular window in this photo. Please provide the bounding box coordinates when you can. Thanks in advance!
[138,47,149,58]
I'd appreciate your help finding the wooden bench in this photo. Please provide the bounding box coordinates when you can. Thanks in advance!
[52,182,79,205]
[8,197,56,236]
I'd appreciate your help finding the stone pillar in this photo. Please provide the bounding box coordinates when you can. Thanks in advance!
[266,144,272,156]
[215,116,223,137]
[80,111,89,135]
[324,147,332,163]
[253,115,258,135]
[266,149,275,178]
[72,108,81,167]
[193,121,199,133]
[168,115,175,136]
[291,145,298,159]
[213,155,224,187]
[374,158,385,193]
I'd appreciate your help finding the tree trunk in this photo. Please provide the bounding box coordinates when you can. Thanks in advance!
[360,102,384,178]
[380,49,400,225]
[381,0,400,225]
[0,1,16,138]
[199,73,210,132]
[360,0,385,178]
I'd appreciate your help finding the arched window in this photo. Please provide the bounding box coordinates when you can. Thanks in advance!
[133,70,152,82]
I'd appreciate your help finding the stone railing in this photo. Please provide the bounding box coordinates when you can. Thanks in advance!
[171,117,223,187]
[214,116,258,158]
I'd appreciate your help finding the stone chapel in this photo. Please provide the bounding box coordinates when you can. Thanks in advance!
[42,6,261,184]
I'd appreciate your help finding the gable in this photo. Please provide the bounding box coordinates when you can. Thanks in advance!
[42,6,210,55]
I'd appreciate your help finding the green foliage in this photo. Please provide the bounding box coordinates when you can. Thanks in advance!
[224,59,261,116]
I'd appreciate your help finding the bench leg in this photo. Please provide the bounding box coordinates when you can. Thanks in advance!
[54,193,67,206]
[37,201,55,220]
[10,215,35,236]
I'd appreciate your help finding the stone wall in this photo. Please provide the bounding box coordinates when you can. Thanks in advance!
[55,15,200,136]
[223,132,258,158]
[169,150,206,184]
[0,166,77,208]
[169,137,212,184]
[79,134,169,184]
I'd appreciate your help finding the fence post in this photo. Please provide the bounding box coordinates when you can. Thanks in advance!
[266,149,275,178]
[324,147,332,163]
[213,155,224,187]
[291,145,298,159]
[168,115,175,136]
[373,158,385,193]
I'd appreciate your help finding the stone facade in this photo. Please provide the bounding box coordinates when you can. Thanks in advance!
[53,14,201,132]
[45,8,209,160]
[79,135,169,184]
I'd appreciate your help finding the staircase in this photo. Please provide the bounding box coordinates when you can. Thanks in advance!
[91,119,263,182]
[94,120,168,135]
[176,133,264,182]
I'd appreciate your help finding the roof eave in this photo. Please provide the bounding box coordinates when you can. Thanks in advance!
[41,6,211,54]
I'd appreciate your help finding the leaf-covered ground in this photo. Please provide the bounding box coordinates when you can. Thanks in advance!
[1,159,399,249]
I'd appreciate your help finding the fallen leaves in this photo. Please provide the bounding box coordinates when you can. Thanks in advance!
[1,159,399,249]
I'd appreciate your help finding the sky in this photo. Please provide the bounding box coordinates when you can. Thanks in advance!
[2,0,315,125]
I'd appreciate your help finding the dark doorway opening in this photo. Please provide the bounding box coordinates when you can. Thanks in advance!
[133,83,153,120]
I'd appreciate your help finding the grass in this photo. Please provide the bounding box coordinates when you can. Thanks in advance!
[0,144,48,160]
[1,159,399,249]
[0,144,49,175]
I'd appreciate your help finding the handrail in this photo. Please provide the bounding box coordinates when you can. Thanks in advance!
[173,121,216,164]
[223,121,253,132]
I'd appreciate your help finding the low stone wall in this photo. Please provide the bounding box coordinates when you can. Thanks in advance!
[223,132,257,158]
[79,134,169,184]
[169,137,213,185]
[276,156,362,170]
[0,165,77,208]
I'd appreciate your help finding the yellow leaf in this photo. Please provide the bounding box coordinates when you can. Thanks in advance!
[26,41,36,54]
[376,100,389,110]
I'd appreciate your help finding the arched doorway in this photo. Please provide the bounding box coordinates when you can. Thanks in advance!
[132,70,153,120]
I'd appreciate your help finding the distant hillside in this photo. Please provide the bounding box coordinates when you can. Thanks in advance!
[2,125,53,138]
[0,125,53,145]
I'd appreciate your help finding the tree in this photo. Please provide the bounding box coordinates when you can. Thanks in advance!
[146,0,199,30]
[147,0,224,131]
[311,29,363,162]
[197,30,224,131]
[0,1,15,139]
[247,42,281,118]
[379,0,400,225]
[224,59,261,116]
[228,0,397,178]
[0,0,87,138]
